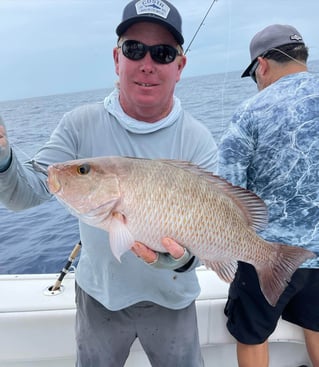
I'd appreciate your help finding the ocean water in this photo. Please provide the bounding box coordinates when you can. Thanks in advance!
[1,63,318,274]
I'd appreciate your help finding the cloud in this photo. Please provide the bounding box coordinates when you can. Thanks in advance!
[1,0,319,101]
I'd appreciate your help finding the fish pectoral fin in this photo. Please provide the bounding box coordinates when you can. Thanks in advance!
[109,215,135,262]
[204,259,238,283]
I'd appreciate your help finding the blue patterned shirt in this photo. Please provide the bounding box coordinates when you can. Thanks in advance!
[218,72,319,268]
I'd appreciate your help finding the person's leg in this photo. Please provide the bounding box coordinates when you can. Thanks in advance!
[282,269,319,367]
[224,263,296,367]
[303,328,319,367]
[237,340,269,367]
[136,301,204,367]
[75,283,136,367]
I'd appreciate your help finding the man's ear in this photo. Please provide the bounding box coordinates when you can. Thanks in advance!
[113,47,120,76]
[176,55,187,82]
[257,56,269,76]
[178,55,187,70]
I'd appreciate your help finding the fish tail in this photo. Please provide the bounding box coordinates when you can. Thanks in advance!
[256,243,315,307]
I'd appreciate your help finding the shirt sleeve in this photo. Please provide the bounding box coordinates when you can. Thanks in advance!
[0,111,80,211]
[217,107,255,188]
[181,112,218,174]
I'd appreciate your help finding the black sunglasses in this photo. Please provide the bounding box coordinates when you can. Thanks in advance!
[249,60,259,83]
[119,40,181,64]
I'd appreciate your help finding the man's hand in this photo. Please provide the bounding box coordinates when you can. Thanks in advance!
[132,237,185,262]
[0,117,11,171]
[131,238,193,271]
[113,212,194,271]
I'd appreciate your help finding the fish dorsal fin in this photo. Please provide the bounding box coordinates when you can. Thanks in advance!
[158,159,268,232]
[213,178,268,232]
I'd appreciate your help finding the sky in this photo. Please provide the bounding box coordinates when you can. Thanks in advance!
[1,0,319,101]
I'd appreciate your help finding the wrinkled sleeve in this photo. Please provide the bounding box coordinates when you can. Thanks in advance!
[217,107,255,188]
[182,112,218,174]
[195,131,218,173]
[0,112,79,211]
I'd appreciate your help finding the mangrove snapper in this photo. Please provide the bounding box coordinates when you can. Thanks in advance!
[47,156,315,306]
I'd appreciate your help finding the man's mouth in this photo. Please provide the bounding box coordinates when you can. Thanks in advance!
[136,82,156,87]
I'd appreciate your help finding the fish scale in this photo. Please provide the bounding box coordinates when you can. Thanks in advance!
[47,156,316,306]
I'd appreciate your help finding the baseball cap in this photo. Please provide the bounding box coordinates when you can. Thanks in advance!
[116,0,184,45]
[242,24,304,77]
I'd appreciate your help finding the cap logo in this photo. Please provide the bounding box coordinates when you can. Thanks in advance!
[135,0,170,19]
[290,34,302,42]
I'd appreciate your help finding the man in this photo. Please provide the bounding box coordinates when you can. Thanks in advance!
[0,1,217,366]
[218,24,319,367]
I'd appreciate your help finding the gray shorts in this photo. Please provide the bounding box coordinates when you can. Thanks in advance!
[75,283,204,367]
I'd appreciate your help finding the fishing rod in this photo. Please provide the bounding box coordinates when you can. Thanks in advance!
[30,159,81,292]
[51,241,82,291]
[185,0,218,55]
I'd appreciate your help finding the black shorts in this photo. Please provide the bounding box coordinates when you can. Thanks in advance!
[224,261,319,344]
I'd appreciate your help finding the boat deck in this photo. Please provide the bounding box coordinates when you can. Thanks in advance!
[0,268,311,367]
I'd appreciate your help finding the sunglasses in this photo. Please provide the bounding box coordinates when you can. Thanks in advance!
[119,40,181,64]
[249,60,259,83]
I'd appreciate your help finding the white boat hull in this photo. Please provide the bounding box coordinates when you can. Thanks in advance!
[0,267,310,367]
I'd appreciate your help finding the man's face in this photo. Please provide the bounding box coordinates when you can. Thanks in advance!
[113,22,186,122]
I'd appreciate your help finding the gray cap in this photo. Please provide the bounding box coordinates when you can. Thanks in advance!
[116,0,184,45]
[242,24,304,77]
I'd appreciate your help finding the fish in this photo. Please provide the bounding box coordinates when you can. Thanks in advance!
[47,156,315,306]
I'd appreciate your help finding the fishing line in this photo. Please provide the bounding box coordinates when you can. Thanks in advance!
[184,0,235,143]
[11,141,33,160]
[220,0,233,137]
[184,0,219,55]
[9,142,49,175]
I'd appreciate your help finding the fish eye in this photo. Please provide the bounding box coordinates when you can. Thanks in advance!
[77,163,90,175]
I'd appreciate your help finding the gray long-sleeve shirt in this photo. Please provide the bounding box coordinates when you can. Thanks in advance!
[0,92,217,310]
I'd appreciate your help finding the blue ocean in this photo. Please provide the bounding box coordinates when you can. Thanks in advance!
[1,64,318,274]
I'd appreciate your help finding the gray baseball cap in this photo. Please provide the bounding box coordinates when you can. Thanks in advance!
[116,0,184,45]
[242,24,304,77]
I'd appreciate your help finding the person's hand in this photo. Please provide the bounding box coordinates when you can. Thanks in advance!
[0,117,11,171]
[131,237,193,271]
[113,212,194,271]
